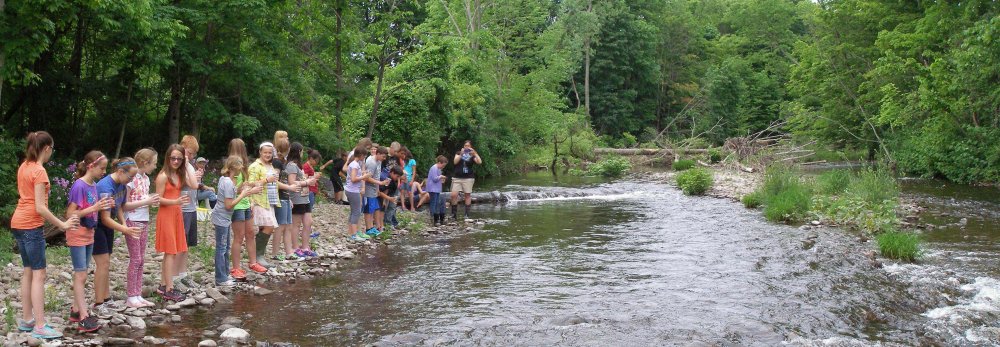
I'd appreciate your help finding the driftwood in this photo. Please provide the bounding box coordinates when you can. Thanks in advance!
[593,148,710,156]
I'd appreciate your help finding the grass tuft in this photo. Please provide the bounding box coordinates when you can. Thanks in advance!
[877,231,921,261]
[741,191,763,208]
[676,168,713,195]
[672,159,696,171]
[815,170,851,195]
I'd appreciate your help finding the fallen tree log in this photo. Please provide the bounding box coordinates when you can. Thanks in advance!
[593,148,710,155]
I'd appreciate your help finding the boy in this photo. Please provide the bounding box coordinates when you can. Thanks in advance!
[379,166,404,229]
[195,157,218,208]
[363,146,389,236]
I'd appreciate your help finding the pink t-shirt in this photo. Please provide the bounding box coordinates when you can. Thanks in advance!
[66,178,97,246]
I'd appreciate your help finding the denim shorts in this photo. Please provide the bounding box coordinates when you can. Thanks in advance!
[308,192,316,208]
[183,211,198,247]
[69,244,94,272]
[12,228,46,270]
[274,201,292,225]
[232,208,252,222]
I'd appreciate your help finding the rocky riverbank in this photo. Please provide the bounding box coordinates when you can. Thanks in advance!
[0,201,472,346]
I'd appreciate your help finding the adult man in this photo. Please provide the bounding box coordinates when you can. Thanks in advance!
[450,140,481,220]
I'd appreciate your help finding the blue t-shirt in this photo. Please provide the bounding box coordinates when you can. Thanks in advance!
[404,159,416,182]
[96,174,127,223]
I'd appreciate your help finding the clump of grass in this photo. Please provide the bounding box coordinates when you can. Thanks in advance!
[47,246,70,266]
[741,191,763,208]
[676,168,713,195]
[0,230,14,265]
[815,170,851,195]
[4,298,15,332]
[756,166,813,223]
[707,148,723,163]
[847,168,899,205]
[44,285,63,313]
[813,167,899,233]
[586,157,632,177]
[672,159,696,171]
[877,231,921,261]
[190,245,215,267]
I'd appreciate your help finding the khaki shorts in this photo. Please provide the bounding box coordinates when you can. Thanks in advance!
[451,178,475,194]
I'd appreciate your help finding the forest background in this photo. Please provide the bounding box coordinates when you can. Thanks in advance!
[1,0,999,224]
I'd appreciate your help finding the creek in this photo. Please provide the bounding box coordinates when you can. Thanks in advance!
[159,172,1000,346]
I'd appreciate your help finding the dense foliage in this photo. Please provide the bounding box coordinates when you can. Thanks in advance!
[1,0,998,183]
[675,168,713,195]
[585,157,631,178]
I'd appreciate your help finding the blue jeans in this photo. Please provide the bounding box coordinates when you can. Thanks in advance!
[383,198,398,227]
[69,244,94,272]
[213,224,231,284]
[198,189,218,208]
[429,192,442,215]
[12,228,46,269]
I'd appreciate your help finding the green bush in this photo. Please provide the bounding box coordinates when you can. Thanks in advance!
[763,183,812,222]
[676,168,713,195]
[0,230,13,265]
[877,231,921,261]
[759,165,801,200]
[741,191,763,208]
[846,168,899,205]
[586,157,632,177]
[707,148,723,163]
[815,170,852,195]
[672,159,696,171]
[0,137,24,223]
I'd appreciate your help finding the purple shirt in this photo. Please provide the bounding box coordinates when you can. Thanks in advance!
[426,165,443,193]
[68,178,99,228]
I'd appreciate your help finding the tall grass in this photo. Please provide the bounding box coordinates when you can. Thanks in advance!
[847,168,899,205]
[815,170,851,195]
[758,166,812,223]
[877,231,921,261]
[672,159,695,171]
[813,167,899,233]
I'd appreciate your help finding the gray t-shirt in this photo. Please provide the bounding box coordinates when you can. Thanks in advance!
[364,156,381,198]
[210,176,237,227]
[285,162,310,205]
[181,161,198,213]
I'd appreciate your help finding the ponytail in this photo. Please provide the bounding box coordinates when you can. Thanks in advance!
[74,150,107,181]
[24,131,54,163]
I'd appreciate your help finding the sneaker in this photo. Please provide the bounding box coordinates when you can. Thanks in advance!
[31,324,63,339]
[77,315,101,333]
[365,228,381,237]
[126,298,147,309]
[357,231,372,239]
[248,263,268,274]
[69,309,81,323]
[103,300,126,312]
[304,249,318,257]
[216,279,237,287]
[294,249,308,258]
[310,232,320,238]
[160,288,186,302]
[231,268,247,280]
[285,254,303,262]
[91,302,113,319]
[272,254,286,262]
[17,319,35,332]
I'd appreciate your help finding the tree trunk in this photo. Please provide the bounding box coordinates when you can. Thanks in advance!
[167,73,183,144]
[0,0,5,110]
[583,0,593,119]
[593,148,709,155]
[115,82,133,158]
[334,2,345,140]
[366,61,387,138]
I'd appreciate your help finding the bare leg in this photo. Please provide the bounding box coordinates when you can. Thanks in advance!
[231,221,245,270]
[72,271,90,319]
[94,253,111,303]
[302,213,313,250]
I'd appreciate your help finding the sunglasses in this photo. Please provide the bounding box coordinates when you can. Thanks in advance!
[170,157,185,162]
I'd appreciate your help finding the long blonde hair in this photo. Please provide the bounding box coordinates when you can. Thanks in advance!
[221,155,244,177]
[228,138,250,181]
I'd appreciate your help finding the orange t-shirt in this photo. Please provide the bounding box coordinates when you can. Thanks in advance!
[11,161,50,230]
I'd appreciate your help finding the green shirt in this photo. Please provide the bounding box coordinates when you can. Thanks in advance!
[234,173,251,211]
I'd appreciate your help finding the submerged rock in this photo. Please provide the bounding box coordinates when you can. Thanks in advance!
[548,314,593,326]
[220,328,250,345]
[198,340,218,347]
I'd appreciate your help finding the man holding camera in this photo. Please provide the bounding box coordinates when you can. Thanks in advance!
[450,140,481,221]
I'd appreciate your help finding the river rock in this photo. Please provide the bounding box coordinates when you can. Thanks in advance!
[165,304,181,311]
[59,272,72,281]
[111,317,125,325]
[127,316,146,330]
[26,337,42,347]
[222,316,243,326]
[142,336,166,345]
[206,288,232,304]
[171,315,182,323]
[217,324,236,332]
[198,340,218,347]
[254,287,274,296]
[220,328,250,345]
[178,298,198,307]
[548,314,592,326]
[200,298,216,306]
[204,330,217,337]
[810,220,821,226]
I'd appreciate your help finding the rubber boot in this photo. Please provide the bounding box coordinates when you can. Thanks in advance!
[451,204,458,221]
[255,232,271,260]
[463,204,470,220]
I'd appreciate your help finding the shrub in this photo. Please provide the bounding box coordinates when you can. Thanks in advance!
[877,231,921,261]
[707,148,723,163]
[676,168,713,195]
[742,191,763,208]
[672,159,695,171]
[846,168,898,205]
[586,157,632,177]
[759,165,800,200]
[763,183,812,222]
[815,170,852,195]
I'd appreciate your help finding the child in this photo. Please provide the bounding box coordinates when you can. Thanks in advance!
[364,146,390,236]
[270,134,301,263]
[287,143,317,258]
[123,148,161,308]
[379,166,404,229]
[345,147,370,240]
[212,156,262,286]
[155,144,192,302]
[306,150,324,238]
[176,135,202,288]
[247,142,281,267]
[66,151,113,332]
[320,152,346,204]
[91,157,141,318]
[401,147,417,211]
[227,138,265,277]
[195,157,218,208]
[11,131,79,340]
[426,156,448,226]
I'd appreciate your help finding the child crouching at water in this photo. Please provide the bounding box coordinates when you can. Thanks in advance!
[212,156,262,286]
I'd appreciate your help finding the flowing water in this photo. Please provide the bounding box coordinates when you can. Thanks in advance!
[162,172,1000,346]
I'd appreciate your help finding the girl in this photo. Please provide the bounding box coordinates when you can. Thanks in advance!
[426,156,449,226]
[269,135,302,263]
[91,157,141,318]
[11,132,79,339]
[212,156,262,286]
[248,142,281,266]
[66,151,113,332]
[123,148,161,308]
[401,147,418,211]
[176,135,202,288]
[155,144,192,302]
[287,143,317,258]
[346,147,371,240]
[306,150,323,238]
[227,138,265,277]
